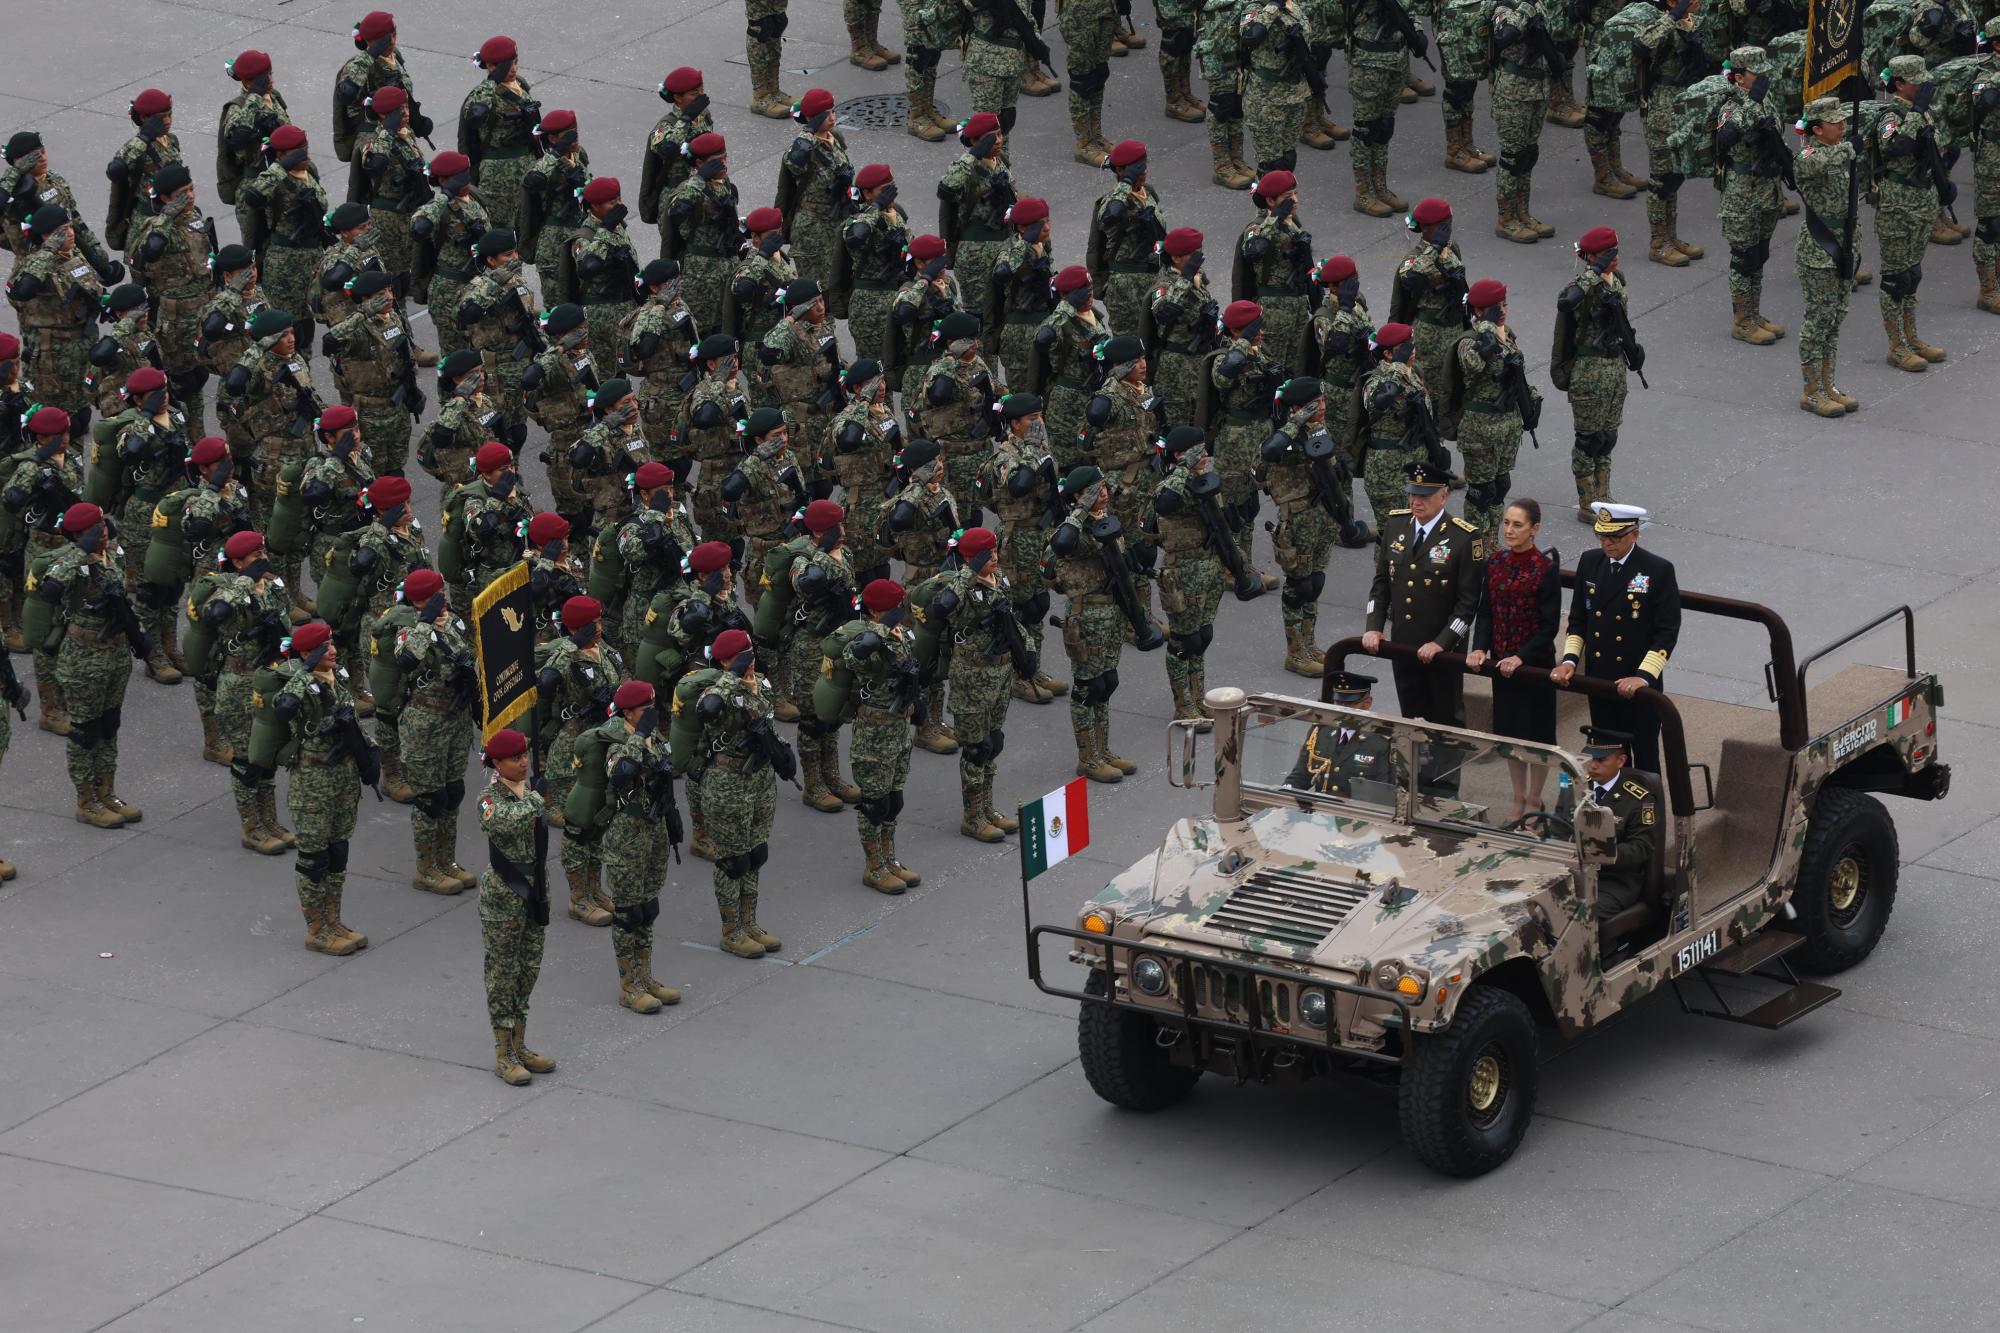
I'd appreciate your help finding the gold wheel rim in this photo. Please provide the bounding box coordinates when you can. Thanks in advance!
[1469,1053,1503,1114]
[1830,856,1862,914]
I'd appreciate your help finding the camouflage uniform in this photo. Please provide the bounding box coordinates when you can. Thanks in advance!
[1436,0,1495,171]
[901,0,967,132]
[1393,235,1470,398]
[397,609,479,888]
[1307,290,1375,518]
[1971,39,2000,307]
[1795,129,1858,412]
[939,564,1019,829]
[1089,180,1167,335]
[726,245,796,349]
[347,517,428,785]
[756,312,843,460]
[1256,401,1342,668]
[938,151,1015,329]
[351,124,432,291]
[411,191,488,358]
[572,414,654,535]
[876,471,960,589]
[1209,334,1284,563]
[325,305,421,478]
[620,286,700,463]
[459,476,536,599]
[1032,301,1108,468]
[275,662,366,948]
[85,311,162,424]
[888,272,961,395]
[315,234,387,331]
[1552,264,1632,514]
[1076,375,1159,580]
[534,633,623,916]
[1239,0,1313,172]
[1146,266,1220,425]
[457,262,537,444]
[7,233,104,428]
[1450,317,1536,540]
[843,202,911,372]
[522,149,590,281]
[37,543,139,808]
[1634,5,1707,262]
[458,77,540,235]
[787,542,860,808]
[107,407,190,659]
[1491,0,1559,237]
[1875,83,1945,363]
[523,335,598,525]
[975,428,1058,691]
[1147,449,1225,719]
[197,282,264,467]
[823,395,902,578]
[1345,0,1415,208]
[334,51,421,164]
[695,669,783,952]
[477,775,548,1042]
[1715,66,1789,337]
[1199,0,1256,183]
[568,214,641,380]
[106,132,183,250]
[639,103,712,255]
[293,445,374,600]
[124,199,215,422]
[217,90,292,240]
[746,0,796,113]
[600,711,681,1005]
[228,340,321,588]
[991,231,1056,388]
[1355,356,1433,524]
[964,0,1032,124]
[616,499,696,657]
[0,166,115,277]
[779,129,853,317]
[423,386,504,489]
[663,174,743,336]
[729,437,807,608]
[680,363,749,548]
[1043,494,1134,775]
[240,164,329,345]
[915,352,998,505]
[831,611,921,886]
[1062,0,1118,155]
[1235,209,1316,370]
[203,568,289,823]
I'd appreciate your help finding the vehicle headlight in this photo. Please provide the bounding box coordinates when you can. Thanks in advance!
[1372,961,1402,990]
[1131,956,1169,995]
[1395,967,1429,1000]
[1299,990,1329,1028]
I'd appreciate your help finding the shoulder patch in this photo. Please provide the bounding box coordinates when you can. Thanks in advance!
[1451,516,1477,531]
[1622,778,1650,799]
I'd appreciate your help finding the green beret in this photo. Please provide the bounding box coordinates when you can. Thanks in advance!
[248,309,294,341]
[744,405,785,437]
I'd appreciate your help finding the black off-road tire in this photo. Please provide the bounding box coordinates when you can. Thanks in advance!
[1077,969,1200,1111]
[1792,786,1898,974]
[1398,985,1539,1178]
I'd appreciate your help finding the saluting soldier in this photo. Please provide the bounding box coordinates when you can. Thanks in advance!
[524,513,583,644]
[1088,141,1167,334]
[1234,171,1317,371]
[0,132,122,284]
[1147,425,1228,726]
[930,525,1021,841]
[1285,672,1394,794]
[263,620,372,954]
[1256,377,1349,677]
[643,540,748,860]
[1305,255,1377,526]
[1043,466,1145,784]
[1208,299,1284,577]
[638,67,712,254]
[822,359,901,583]
[476,727,556,1085]
[975,394,1066,704]
[238,125,329,356]
[1146,227,1218,426]
[84,284,163,426]
[392,570,479,895]
[624,259,701,468]
[1549,502,1679,774]
[333,11,430,167]
[1361,459,1485,735]
[8,206,107,441]
[679,334,749,554]
[915,312,997,508]
[223,308,322,601]
[322,270,423,478]
[727,207,796,349]
[663,133,741,337]
[787,499,863,813]
[565,178,641,380]
[1794,98,1860,417]
[457,442,537,601]
[937,115,1016,329]
[101,367,191,685]
[1550,225,1640,522]
[458,36,540,236]
[315,202,389,334]
[887,233,960,397]
[126,165,217,425]
[456,229,538,448]
[197,248,265,474]
[1030,265,1106,468]
[7,409,81,734]
[530,594,622,926]
[1875,56,1949,372]
[571,377,653,539]
[843,164,910,374]
[1447,278,1538,542]
[693,630,791,957]
[521,303,596,528]
[217,50,292,242]
[754,280,843,462]
[778,89,853,316]
[1354,320,1434,527]
[1391,198,1471,414]
[823,577,925,892]
[1714,47,1789,345]
[1074,334,1158,590]
[991,196,1056,388]
[200,529,294,853]
[518,109,590,280]
[615,462,695,659]
[596,678,685,1011]
[37,502,149,828]
[349,87,432,298]
[409,151,488,360]
[105,90,183,252]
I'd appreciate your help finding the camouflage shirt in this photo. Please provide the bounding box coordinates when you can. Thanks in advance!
[353,125,431,213]
[642,105,714,221]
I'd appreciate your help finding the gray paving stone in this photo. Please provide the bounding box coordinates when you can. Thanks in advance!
[1852,1091,2000,1210]
[673,1156,1238,1333]
[0,975,217,1133]
[1831,864,2000,1039]
[585,1289,857,1332]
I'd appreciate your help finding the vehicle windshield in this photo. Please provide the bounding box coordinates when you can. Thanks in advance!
[1239,707,1587,846]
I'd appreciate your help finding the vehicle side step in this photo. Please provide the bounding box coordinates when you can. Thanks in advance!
[1701,930,1805,977]
[1734,982,1841,1030]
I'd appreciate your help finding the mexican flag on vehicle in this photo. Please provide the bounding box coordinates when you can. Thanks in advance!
[1020,778,1090,880]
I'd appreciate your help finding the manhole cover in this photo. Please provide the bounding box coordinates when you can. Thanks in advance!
[836,93,953,131]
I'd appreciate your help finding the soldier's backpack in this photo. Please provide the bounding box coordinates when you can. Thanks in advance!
[1769,30,1808,124]
[265,456,311,558]
[1585,3,1659,110]
[1432,333,1473,442]
[1862,0,1917,88]
[810,620,873,727]
[563,717,618,830]
[904,568,957,679]
[1667,73,1734,181]
[748,535,810,647]
[140,487,192,591]
[20,545,61,653]
[585,516,626,606]
[668,665,723,779]
[366,601,419,714]
[179,569,225,679]
[435,480,478,584]
[633,588,684,688]
[313,528,368,630]
[1930,53,1988,146]
[80,418,126,510]
[245,659,304,773]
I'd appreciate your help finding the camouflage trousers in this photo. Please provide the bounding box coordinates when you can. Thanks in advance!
[1000,529,1048,671]
[851,714,912,846]
[1797,265,1850,367]
[216,667,272,807]
[948,653,1012,811]
[1158,550,1222,703]
[1152,349,1204,433]
[1202,60,1243,153]
[1720,178,1782,309]
[479,872,546,1028]
[1412,321,1456,411]
[1567,353,1626,496]
[56,638,130,789]
[1270,504,1334,641]
[251,436,311,591]
[1455,406,1521,544]
[289,755,359,916]
[480,352,530,447]
[1876,189,1934,323]
[691,461,742,550]
[582,303,628,384]
[1347,63,1408,190]
[966,47,1025,122]
[844,0,880,24]
[1256,294,1310,382]
[1975,142,2000,277]
[118,493,172,646]
[997,315,1040,391]
[23,331,89,422]
[1492,71,1548,209]
[705,761,776,907]
[532,224,581,287]
[1064,7,1116,138]
[952,240,1006,347]
[350,395,410,478]
[792,213,844,319]
[1062,599,1123,735]
[156,290,209,428]
[604,804,671,980]
[545,725,602,882]
[375,709,404,788]
[679,259,730,341]
[1244,81,1308,173]
[747,0,790,84]
[848,286,894,372]
[262,245,319,346]
[1212,421,1261,565]
[1362,441,1416,534]
[1641,96,1678,230]
[473,157,534,237]
[402,701,476,796]
[1102,273,1152,344]
[368,210,415,304]
[427,275,471,358]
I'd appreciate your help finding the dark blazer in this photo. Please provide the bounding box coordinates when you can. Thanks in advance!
[1561,542,1680,684]
[1589,771,1660,916]
[1285,723,1395,797]
[1472,546,1561,666]
[1366,509,1487,649]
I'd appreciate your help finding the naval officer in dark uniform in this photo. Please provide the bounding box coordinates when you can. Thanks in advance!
[1286,672,1395,797]
[1549,502,1680,774]
[1361,459,1487,729]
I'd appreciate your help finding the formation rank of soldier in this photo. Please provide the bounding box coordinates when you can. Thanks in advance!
[0,1,1960,1081]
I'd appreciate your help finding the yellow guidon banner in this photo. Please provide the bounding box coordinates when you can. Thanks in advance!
[1805,0,1862,102]
[471,561,538,744]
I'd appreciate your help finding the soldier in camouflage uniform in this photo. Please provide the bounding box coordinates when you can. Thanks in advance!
[779,90,853,317]
[1579,2,1647,202]
[457,37,539,236]
[786,499,863,812]
[1795,98,1861,416]
[532,593,620,925]
[680,334,749,555]
[199,530,293,853]
[36,502,146,827]
[622,259,701,469]
[1392,198,1472,410]
[663,133,741,337]
[345,475,428,801]
[977,394,1067,703]
[238,125,329,355]
[639,67,712,248]
[616,462,696,659]
[217,50,292,242]
[1044,467,1143,783]
[422,349,500,489]
[333,12,430,167]
[1089,142,1167,334]
[126,165,217,426]
[887,234,960,396]
[1632,0,1707,265]
[991,196,1056,389]
[1970,20,2000,313]
[0,355,43,655]
[596,681,683,1008]
[1715,47,1790,343]
[525,512,583,644]
[1209,299,1285,577]
[1551,226,1639,519]
[84,284,163,426]
[1490,0,1561,243]
[1449,280,1539,540]
[937,116,1016,326]
[1234,171,1316,370]
[455,441,536,603]
[823,360,901,582]
[571,377,654,542]
[1146,228,1218,426]
[1198,0,1257,188]
[875,439,960,597]
[693,630,788,959]
[103,368,191,683]
[901,0,965,140]
[0,132,120,284]
[323,270,421,477]
[1434,0,1498,174]
[1355,321,1436,528]
[198,245,264,471]
[1345,0,1419,213]
[316,202,388,332]
[565,179,641,380]
[1156,0,1210,124]
[746,0,799,118]
[1032,265,1108,469]
[265,621,371,954]
[645,541,746,857]
[1239,0,1317,174]
[754,280,844,463]
[519,303,597,529]
[1257,377,1350,676]
[8,206,106,440]
[474,727,554,1084]
[224,309,322,601]
[914,311,998,509]
[6,409,81,734]
[823,577,923,891]
[289,407,375,634]
[728,207,796,349]
[519,109,590,283]
[1075,336,1159,595]
[1062,0,1119,162]
[928,525,1018,838]
[1305,256,1377,523]
[1876,57,1950,370]
[726,407,808,615]
[843,164,910,373]
[0,645,20,875]
[1146,425,1225,723]
[963,0,1051,133]
[105,90,182,252]
[350,87,432,298]
[391,569,479,894]
[410,151,487,360]
[455,229,537,448]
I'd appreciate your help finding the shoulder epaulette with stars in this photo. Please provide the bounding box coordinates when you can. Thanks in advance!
[1451,515,1477,532]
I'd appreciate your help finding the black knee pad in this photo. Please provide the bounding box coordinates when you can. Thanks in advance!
[1274,148,1298,172]
[445,778,465,809]
[1979,215,2000,245]
[888,789,905,818]
[1197,622,1215,652]
[1210,90,1243,121]
[1494,469,1513,498]
[103,706,124,737]
[717,852,752,877]
[68,715,101,748]
[1908,261,1925,292]
[1597,430,1619,458]
[1497,151,1523,176]
[1881,266,1918,298]
[1167,630,1202,659]
[998,105,1017,134]
[1584,107,1621,134]
[1070,674,1100,706]
[1098,667,1120,700]
[749,841,769,869]
[1730,245,1764,277]
[1302,569,1326,601]
[988,727,1005,759]
[747,12,787,41]
[412,787,448,816]
[292,317,314,350]
[1515,142,1540,173]
[1444,79,1476,114]
[858,793,894,822]
[795,714,827,741]
[1375,114,1397,145]
[330,840,351,872]
[296,848,330,880]
[1653,170,1683,199]
[960,738,994,765]
[910,45,940,73]
[611,898,651,930]
[1281,577,1315,609]
[1161,24,1194,56]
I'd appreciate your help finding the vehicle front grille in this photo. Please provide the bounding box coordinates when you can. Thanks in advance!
[1204,864,1376,950]
[1187,963,1293,1025]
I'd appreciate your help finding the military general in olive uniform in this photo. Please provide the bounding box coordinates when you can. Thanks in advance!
[1362,460,1485,731]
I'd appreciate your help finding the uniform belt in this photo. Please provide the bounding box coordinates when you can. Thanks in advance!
[960,224,1007,243]
[1731,162,1783,179]
[1353,36,1403,53]
[1157,338,1203,353]
[406,692,453,712]
[1464,399,1507,413]
[65,623,118,645]
[1415,311,1459,326]
[1881,167,1928,187]
[160,284,208,302]
[852,277,897,291]
[1500,59,1548,77]
[855,705,906,724]
[1074,591,1114,607]
[435,264,474,281]
[367,196,418,215]
[302,748,353,766]
[709,752,750,771]
[1108,260,1154,275]
[482,145,534,160]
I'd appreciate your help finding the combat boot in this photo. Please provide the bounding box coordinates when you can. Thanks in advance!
[800,746,845,813]
[863,831,908,893]
[739,890,782,951]
[718,897,767,958]
[1731,294,1778,345]
[1034,669,1069,697]
[1072,110,1110,166]
[1979,261,2000,313]
[823,757,861,804]
[849,26,891,71]
[1648,219,1690,267]
[436,813,475,889]
[1011,674,1051,703]
[512,1021,556,1073]
[864,12,901,64]
[411,848,458,894]
[1406,71,1434,97]
[982,790,1020,832]
[689,806,717,861]
[1495,194,1538,245]
[1075,724,1123,783]
[288,594,315,623]
[1166,68,1206,123]
[1609,138,1644,189]
[749,70,794,120]
[772,696,800,722]
[1213,143,1252,190]
[914,718,959,753]
[1371,159,1407,212]
[566,864,612,925]
[1930,215,1964,246]
[301,903,342,955]
[0,590,24,654]
[324,882,367,949]
[1665,204,1702,258]
[1799,362,1844,418]
[201,714,232,766]
[0,856,15,882]
[238,799,287,854]
[75,785,123,828]
[1575,475,1596,524]
[885,830,920,885]
[1521,182,1554,238]
[257,786,296,846]
[378,751,415,803]
[1588,144,1638,199]
[1352,153,1392,216]
[1754,305,1786,338]
[96,777,140,824]
[906,91,949,143]
[1444,121,1490,173]
[143,643,183,685]
[1282,624,1324,677]
[492,1027,531,1085]
[1228,127,1260,188]
[1021,58,1062,96]
[37,686,68,735]
[960,790,1005,841]
[1821,358,1858,412]
[1902,309,1945,363]
[1547,82,1586,128]
[1298,102,1336,146]
[1883,313,1927,372]
[636,947,684,1003]
[617,948,665,1012]
[351,680,376,717]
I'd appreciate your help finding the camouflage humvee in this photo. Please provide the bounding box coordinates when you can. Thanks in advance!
[1028,593,1950,1176]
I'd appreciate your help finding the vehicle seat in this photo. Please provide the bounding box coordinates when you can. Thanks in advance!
[1597,770,1669,959]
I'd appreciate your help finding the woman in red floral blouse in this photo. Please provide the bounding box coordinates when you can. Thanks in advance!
[1466,498,1561,820]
